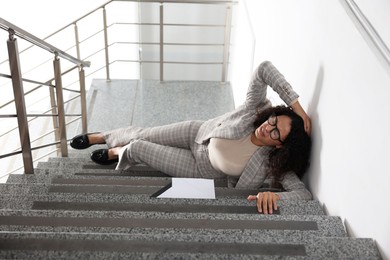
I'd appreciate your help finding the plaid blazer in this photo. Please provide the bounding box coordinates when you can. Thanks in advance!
[195,61,311,200]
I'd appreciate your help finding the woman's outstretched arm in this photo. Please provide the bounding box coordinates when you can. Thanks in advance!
[247,172,312,214]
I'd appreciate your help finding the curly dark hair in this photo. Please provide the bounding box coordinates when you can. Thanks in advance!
[253,105,312,185]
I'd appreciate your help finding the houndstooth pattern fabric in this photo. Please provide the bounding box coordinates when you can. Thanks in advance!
[102,61,311,200]
[104,120,203,149]
[195,61,299,144]
[106,121,225,179]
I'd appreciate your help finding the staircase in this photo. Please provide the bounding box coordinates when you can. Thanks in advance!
[0,80,381,259]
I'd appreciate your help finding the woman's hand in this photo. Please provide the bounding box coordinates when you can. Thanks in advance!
[290,101,311,134]
[247,192,280,214]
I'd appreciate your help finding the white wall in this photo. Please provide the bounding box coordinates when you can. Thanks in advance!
[231,0,390,258]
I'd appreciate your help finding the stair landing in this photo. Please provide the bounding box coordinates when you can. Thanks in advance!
[76,79,235,135]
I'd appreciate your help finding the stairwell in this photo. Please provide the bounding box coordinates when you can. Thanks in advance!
[0,80,381,259]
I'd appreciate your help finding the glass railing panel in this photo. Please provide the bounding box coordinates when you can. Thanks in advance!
[164,3,227,25]
[139,62,160,80]
[139,2,161,24]
[164,63,223,81]
[105,1,140,24]
[109,61,141,79]
[164,45,224,63]
[164,26,225,45]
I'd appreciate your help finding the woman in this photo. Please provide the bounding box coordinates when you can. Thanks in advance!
[70,61,312,214]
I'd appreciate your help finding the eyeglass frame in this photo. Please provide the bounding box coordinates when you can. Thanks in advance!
[267,113,285,144]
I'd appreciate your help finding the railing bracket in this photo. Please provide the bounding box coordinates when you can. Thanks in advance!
[8,28,15,41]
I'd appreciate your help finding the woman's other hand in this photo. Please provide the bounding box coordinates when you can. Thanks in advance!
[290,100,311,134]
[247,192,280,214]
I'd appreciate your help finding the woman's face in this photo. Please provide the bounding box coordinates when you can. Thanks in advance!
[252,115,292,147]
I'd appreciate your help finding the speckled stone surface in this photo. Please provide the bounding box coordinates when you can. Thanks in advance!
[3,165,325,218]
[131,80,234,127]
[0,232,381,259]
[0,209,346,238]
[0,192,325,215]
[7,161,170,181]
[74,79,234,135]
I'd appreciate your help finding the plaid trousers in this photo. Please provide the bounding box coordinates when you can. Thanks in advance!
[103,121,226,179]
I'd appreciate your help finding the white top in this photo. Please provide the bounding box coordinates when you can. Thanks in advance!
[208,134,259,176]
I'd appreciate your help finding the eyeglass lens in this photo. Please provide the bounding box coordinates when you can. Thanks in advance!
[268,114,281,141]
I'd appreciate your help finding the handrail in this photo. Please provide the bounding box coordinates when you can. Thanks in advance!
[0,18,90,68]
[343,0,390,69]
[242,0,256,73]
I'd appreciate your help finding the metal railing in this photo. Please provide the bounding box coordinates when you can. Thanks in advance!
[47,0,236,82]
[0,0,236,178]
[0,18,90,176]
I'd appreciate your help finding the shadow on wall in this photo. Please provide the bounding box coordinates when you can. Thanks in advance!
[304,65,324,202]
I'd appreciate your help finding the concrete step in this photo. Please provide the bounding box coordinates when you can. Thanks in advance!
[0,179,274,199]
[0,193,325,215]
[35,160,117,173]
[6,174,228,187]
[0,232,380,259]
[0,183,253,199]
[2,169,324,216]
[48,156,93,163]
[0,209,346,238]
[30,162,170,177]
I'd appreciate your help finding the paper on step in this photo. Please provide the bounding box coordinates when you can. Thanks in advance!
[154,178,215,199]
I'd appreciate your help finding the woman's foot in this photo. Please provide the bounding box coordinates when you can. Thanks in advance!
[70,133,105,149]
[90,148,119,165]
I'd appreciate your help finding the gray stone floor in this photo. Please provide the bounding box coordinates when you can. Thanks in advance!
[75,79,235,135]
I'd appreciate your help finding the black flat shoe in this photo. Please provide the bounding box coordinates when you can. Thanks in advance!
[70,133,99,149]
[90,149,118,165]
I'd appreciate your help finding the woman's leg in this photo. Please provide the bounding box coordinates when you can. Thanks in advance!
[116,139,198,177]
[103,120,203,149]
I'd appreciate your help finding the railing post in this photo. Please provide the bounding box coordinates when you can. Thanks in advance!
[79,66,88,134]
[75,22,88,134]
[49,85,60,154]
[53,54,68,157]
[103,6,110,81]
[7,29,34,174]
[222,3,232,83]
[159,3,164,82]
[74,22,81,60]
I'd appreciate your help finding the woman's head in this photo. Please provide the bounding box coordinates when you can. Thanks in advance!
[253,105,312,180]
[252,113,292,147]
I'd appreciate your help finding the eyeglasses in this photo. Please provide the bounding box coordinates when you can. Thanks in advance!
[267,113,284,144]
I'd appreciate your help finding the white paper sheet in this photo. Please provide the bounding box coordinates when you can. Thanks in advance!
[157,178,216,199]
